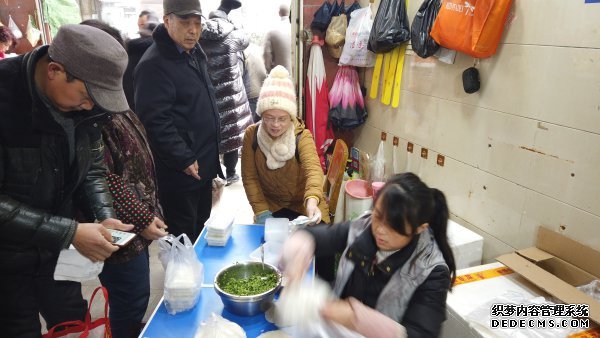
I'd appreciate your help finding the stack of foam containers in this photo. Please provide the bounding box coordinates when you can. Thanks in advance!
[205,212,235,246]
[447,219,484,270]
[164,263,203,314]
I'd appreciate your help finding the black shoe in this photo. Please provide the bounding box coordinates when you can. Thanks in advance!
[226,174,240,186]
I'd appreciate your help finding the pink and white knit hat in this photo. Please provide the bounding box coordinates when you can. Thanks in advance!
[256,65,297,118]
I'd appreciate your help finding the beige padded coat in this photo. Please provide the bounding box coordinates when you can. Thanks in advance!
[241,119,330,224]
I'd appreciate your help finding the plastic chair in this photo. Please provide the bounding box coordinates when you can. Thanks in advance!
[323,139,349,223]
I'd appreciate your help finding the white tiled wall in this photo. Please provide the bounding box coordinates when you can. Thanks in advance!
[353,0,600,262]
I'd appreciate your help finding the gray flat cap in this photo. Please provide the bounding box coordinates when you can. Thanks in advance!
[49,24,128,113]
[164,0,202,16]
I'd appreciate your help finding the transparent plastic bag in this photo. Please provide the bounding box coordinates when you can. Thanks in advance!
[211,177,226,207]
[371,140,386,182]
[276,279,364,338]
[577,279,600,302]
[195,313,246,338]
[158,234,176,270]
[164,234,204,315]
[465,291,581,337]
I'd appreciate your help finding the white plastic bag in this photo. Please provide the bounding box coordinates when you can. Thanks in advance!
[371,140,386,182]
[195,313,246,338]
[8,15,23,40]
[276,278,364,338]
[158,234,176,270]
[339,6,375,67]
[164,234,204,315]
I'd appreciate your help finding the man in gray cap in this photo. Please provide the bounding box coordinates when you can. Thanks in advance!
[0,24,133,336]
[135,0,222,243]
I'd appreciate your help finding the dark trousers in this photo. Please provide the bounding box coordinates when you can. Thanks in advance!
[159,182,212,243]
[223,150,238,177]
[0,252,87,338]
[99,248,150,338]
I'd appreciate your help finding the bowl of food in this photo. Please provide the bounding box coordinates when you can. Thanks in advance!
[214,261,282,316]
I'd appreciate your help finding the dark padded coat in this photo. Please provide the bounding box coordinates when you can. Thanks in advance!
[0,46,116,262]
[200,10,253,154]
[134,24,223,193]
[124,35,153,111]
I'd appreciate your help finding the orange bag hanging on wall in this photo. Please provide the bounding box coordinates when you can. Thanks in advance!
[430,0,513,58]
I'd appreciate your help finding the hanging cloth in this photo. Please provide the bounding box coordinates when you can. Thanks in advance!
[305,36,334,171]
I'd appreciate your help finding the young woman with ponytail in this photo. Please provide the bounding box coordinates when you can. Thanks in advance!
[282,172,456,338]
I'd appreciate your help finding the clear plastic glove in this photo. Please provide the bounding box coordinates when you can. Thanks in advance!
[289,215,319,232]
[281,231,315,284]
[305,198,322,224]
[255,210,273,224]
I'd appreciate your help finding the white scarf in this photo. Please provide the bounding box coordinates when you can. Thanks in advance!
[257,122,296,170]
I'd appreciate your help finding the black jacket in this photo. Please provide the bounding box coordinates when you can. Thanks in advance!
[134,24,222,192]
[124,35,153,111]
[307,222,450,338]
[200,10,253,154]
[0,46,116,259]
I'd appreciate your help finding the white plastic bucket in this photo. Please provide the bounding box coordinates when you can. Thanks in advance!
[344,179,373,221]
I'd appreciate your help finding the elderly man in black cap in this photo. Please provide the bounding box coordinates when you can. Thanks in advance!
[0,24,132,336]
[135,0,222,243]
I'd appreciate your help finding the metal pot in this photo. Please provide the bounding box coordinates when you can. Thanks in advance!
[214,261,282,316]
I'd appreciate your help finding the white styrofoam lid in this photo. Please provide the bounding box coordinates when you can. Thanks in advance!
[205,212,235,231]
[447,220,484,247]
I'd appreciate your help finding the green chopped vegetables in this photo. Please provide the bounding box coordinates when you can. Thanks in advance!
[219,270,279,296]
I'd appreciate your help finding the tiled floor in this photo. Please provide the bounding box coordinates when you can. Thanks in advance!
[42,162,255,333]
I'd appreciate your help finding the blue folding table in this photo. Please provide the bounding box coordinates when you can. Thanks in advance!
[140,224,299,338]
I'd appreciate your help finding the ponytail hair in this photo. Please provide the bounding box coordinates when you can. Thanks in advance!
[430,188,456,288]
[375,173,456,289]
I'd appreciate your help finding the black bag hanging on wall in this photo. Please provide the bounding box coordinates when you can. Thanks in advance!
[367,0,410,53]
[330,0,343,16]
[311,1,333,31]
[345,0,361,23]
[410,0,442,58]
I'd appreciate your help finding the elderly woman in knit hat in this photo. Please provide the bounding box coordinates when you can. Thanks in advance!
[241,65,330,226]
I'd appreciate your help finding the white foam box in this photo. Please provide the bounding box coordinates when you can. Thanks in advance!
[441,262,547,338]
[447,219,484,270]
[441,262,600,338]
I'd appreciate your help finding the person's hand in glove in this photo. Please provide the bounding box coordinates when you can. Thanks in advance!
[255,210,273,224]
[281,230,315,285]
[305,197,322,224]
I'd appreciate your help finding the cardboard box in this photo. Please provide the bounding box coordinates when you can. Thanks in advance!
[497,227,600,324]
[447,220,484,269]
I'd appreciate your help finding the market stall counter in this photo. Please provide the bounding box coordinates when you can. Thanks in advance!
[140,224,311,338]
